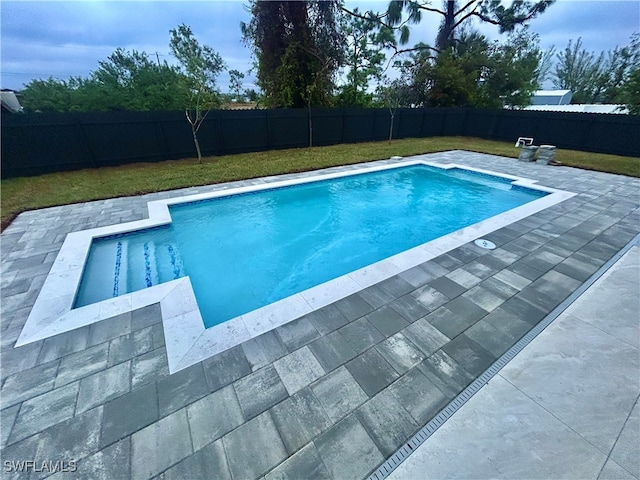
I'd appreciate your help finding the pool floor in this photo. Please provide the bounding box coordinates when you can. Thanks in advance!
[1,151,639,479]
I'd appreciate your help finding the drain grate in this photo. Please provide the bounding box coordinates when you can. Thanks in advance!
[367,233,640,480]
[474,238,496,249]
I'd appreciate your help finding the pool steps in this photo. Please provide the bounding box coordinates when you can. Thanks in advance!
[111,240,184,298]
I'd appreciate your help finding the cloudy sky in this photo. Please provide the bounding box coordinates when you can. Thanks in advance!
[1,0,638,92]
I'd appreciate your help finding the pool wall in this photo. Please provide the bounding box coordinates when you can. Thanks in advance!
[15,157,576,373]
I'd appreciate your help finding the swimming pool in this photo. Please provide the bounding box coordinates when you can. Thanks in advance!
[16,156,575,372]
[75,164,546,328]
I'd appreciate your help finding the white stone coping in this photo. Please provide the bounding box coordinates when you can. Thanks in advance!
[16,158,576,373]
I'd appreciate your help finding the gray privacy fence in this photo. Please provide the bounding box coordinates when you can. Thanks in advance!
[2,108,639,178]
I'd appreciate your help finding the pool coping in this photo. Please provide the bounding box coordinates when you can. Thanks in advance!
[15,158,576,373]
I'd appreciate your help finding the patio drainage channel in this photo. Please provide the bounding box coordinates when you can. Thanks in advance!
[368,233,640,480]
[1,151,639,480]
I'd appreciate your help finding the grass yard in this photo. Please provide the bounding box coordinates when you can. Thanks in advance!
[2,136,639,230]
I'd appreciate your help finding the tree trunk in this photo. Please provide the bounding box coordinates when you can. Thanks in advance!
[388,112,394,144]
[308,97,313,148]
[192,129,203,164]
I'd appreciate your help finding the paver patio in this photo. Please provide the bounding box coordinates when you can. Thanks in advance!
[1,150,639,479]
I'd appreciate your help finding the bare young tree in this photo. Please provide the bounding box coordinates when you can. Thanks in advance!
[170,24,225,163]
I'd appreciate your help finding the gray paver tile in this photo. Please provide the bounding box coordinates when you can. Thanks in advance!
[131,348,169,389]
[187,384,244,451]
[334,293,375,321]
[87,313,132,347]
[442,334,496,377]
[432,252,464,270]
[461,261,495,280]
[366,305,409,337]
[270,387,332,454]
[305,304,349,335]
[389,367,449,424]
[131,408,193,480]
[499,296,548,326]
[55,343,109,387]
[402,318,450,356]
[0,360,58,408]
[107,326,154,367]
[223,411,288,480]
[131,303,162,331]
[461,285,505,313]
[388,294,430,323]
[159,439,231,480]
[338,317,384,355]
[425,306,476,339]
[49,438,130,480]
[276,317,320,351]
[412,284,451,310]
[446,268,483,288]
[345,349,399,397]
[101,382,158,447]
[315,415,384,480]
[483,305,537,341]
[356,389,418,456]
[5,407,104,480]
[241,330,289,372]
[8,382,79,445]
[0,404,19,448]
[265,442,331,480]
[417,350,475,398]
[311,366,369,422]
[0,342,42,381]
[76,361,131,414]
[234,365,288,420]
[308,330,357,372]
[37,328,90,364]
[465,319,517,358]
[377,275,415,298]
[375,333,425,375]
[273,346,325,395]
[202,345,251,391]
[157,363,211,417]
[357,284,397,309]
[507,259,546,281]
[480,276,519,300]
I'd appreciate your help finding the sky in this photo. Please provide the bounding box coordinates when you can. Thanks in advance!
[1,0,638,92]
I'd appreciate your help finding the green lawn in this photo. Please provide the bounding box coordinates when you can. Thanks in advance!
[2,136,638,230]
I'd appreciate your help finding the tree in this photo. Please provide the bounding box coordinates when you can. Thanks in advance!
[554,35,639,105]
[479,28,546,108]
[20,50,189,112]
[228,69,245,100]
[393,27,544,108]
[553,38,603,103]
[387,0,554,51]
[169,24,225,163]
[241,0,344,108]
[91,48,188,111]
[336,8,395,107]
[619,67,640,114]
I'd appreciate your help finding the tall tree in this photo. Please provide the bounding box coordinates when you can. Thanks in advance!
[387,0,554,51]
[553,38,603,103]
[337,8,395,107]
[228,69,245,100]
[241,0,344,108]
[169,24,225,163]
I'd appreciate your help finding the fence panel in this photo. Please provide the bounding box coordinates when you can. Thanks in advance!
[1,107,638,179]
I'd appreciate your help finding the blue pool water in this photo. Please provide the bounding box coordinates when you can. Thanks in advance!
[75,165,546,327]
